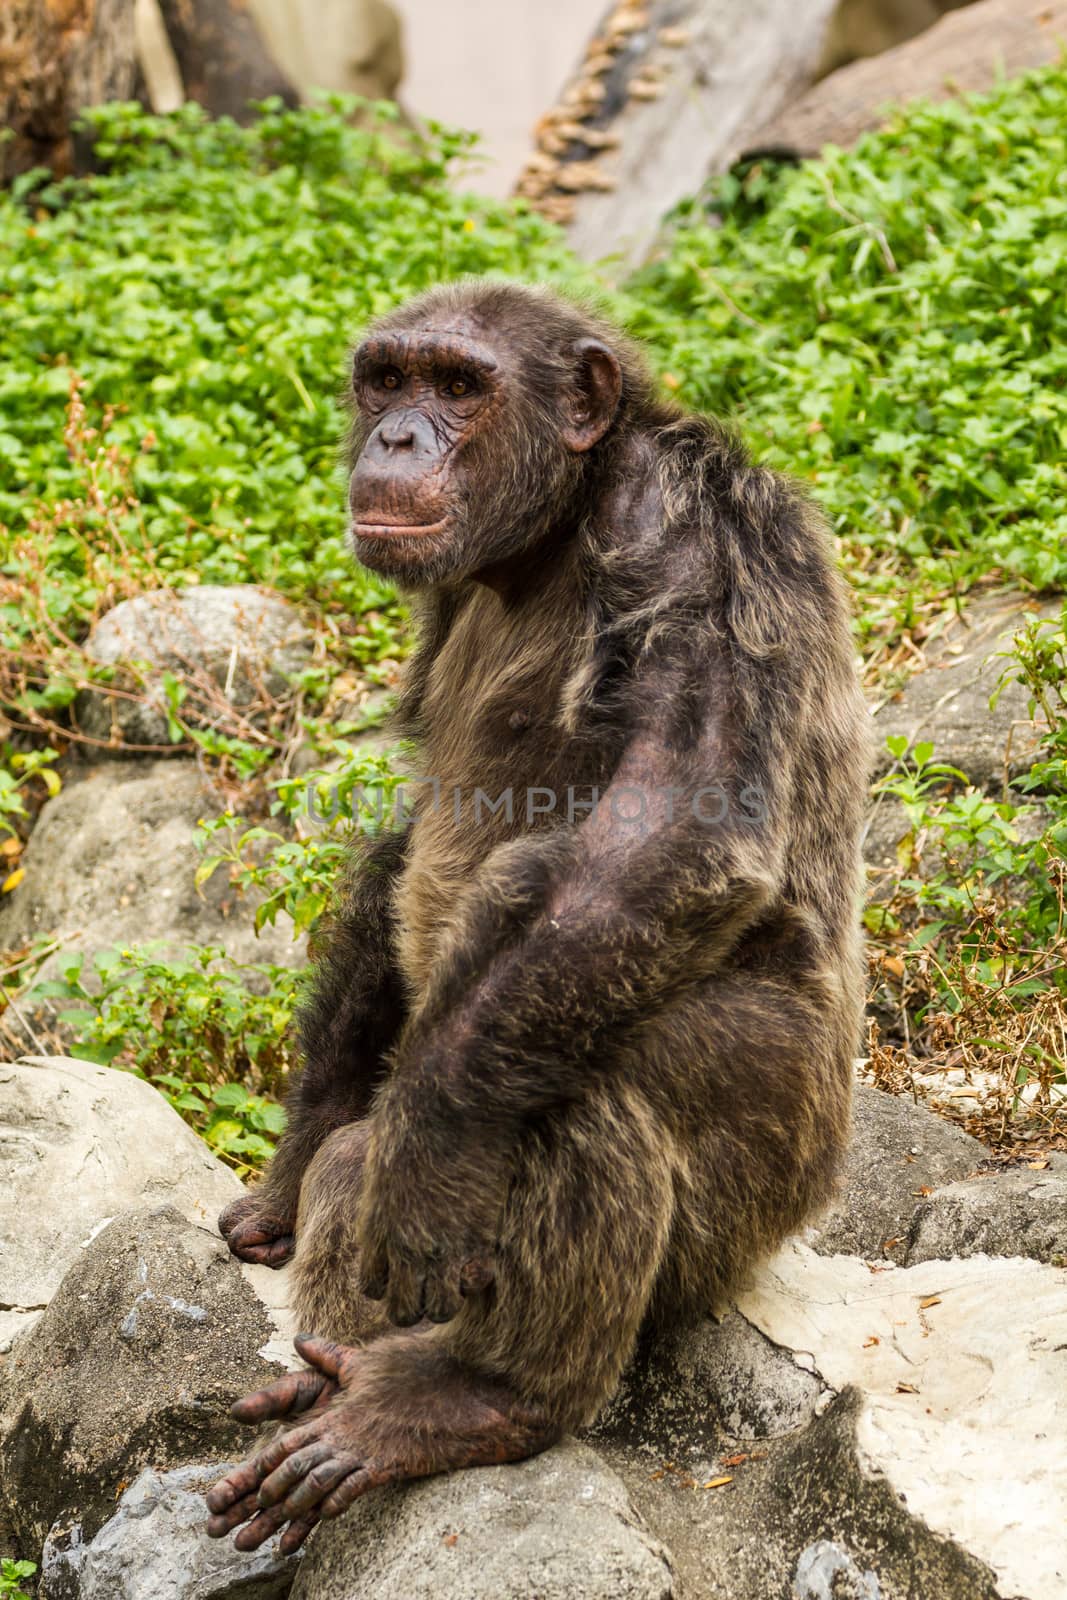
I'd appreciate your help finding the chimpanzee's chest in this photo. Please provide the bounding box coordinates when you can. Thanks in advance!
[392,579,613,997]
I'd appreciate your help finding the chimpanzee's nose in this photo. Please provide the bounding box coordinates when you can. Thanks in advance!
[379,414,416,450]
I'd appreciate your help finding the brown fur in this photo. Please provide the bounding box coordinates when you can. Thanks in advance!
[217,280,869,1494]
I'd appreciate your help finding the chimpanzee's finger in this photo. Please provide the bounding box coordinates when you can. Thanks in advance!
[320,1463,393,1518]
[257,1442,335,1507]
[233,1503,291,1552]
[230,1367,331,1424]
[422,1261,462,1324]
[205,1489,260,1538]
[206,1459,264,1514]
[385,1257,425,1327]
[278,1513,320,1554]
[360,1248,389,1301]
[459,1255,496,1296]
[292,1334,351,1379]
[278,1455,362,1518]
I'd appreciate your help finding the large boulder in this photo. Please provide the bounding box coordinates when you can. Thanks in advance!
[747,0,1067,156]
[0,761,303,1042]
[908,1164,1067,1268]
[0,1056,241,1349]
[42,1462,298,1600]
[811,1082,986,1263]
[77,585,312,751]
[289,1441,673,1600]
[606,1243,1067,1600]
[0,1205,297,1578]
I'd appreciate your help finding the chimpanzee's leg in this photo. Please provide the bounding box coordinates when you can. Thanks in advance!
[288,1120,390,1347]
[206,1083,677,1552]
[207,971,851,1553]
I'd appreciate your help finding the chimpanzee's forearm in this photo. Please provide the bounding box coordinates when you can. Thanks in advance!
[386,808,780,1140]
[258,826,410,1211]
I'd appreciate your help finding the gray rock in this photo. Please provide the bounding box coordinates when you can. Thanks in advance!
[589,1312,824,1462]
[871,594,1058,791]
[811,1083,986,1262]
[613,1243,1067,1600]
[78,585,312,751]
[0,1056,241,1349]
[41,1462,298,1600]
[289,1440,674,1600]
[0,761,303,1041]
[746,0,1067,157]
[907,1168,1067,1267]
[0,1206,285,1554]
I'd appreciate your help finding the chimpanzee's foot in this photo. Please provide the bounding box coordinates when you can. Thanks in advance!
[219,1192,296,1267]
[205,1333,559,1554]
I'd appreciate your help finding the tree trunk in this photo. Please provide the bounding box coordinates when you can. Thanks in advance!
[515,0,840,270]
[0,0,139,183]
[155,0,298,120]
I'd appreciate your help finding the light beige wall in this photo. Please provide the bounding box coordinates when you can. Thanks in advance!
[393,0,606,196]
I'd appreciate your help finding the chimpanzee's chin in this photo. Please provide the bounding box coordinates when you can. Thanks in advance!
[349,526,458,586]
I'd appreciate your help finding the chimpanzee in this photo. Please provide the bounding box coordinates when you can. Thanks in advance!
[207,280,868,1553]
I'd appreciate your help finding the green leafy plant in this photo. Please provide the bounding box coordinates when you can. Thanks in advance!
[155,1076,287,1169]
[630,67,1067,652]
[196,740,405,936]
[0,1559,36,1600]
[28,945,301,1170]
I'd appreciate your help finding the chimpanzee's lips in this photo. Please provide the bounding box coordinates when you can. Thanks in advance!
[352,513,450,538]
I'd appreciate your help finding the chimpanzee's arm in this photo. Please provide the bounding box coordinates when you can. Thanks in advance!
[220,825,409,1263]
[356,641,801,1319]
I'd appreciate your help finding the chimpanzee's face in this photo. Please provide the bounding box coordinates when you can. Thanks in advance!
[347,305,622,587]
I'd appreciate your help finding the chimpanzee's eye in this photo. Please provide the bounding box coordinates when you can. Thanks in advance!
[381,368,403,390]
[446,376,473,398]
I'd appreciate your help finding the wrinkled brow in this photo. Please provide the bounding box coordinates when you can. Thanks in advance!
[354,331,501,381]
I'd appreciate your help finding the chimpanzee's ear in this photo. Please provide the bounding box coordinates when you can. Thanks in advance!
[561,339,623,452]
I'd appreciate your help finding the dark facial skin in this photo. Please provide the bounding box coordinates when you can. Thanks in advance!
[347,316,622,587]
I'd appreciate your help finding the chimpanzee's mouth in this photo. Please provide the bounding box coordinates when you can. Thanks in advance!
[352,514,450,538]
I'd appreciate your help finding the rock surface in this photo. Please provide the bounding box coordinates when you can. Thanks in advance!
[3,1062,1063,1600]
[0,1056,241,1348]
[908,1166,1067,1268]
[747,0,1067,155]
[606,1244,1067,1600]
[870,594,1057,791]
[737,1245,1066,1600]
[78,585,311,750]
[289,1440,674,1600]
[0,1205,289,1558]
[0,761,302,1037]
[811,1082,986,1263]
[41,1461,298,1600]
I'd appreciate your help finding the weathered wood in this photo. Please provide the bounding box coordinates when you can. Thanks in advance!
[748,0,1067,155]
[515,0,839,270]
[0,0,139,182]
[155,0,298,121]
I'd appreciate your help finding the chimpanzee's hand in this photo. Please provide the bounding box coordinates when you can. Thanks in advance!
[219,1191,296,1268]
[355,1117,508,1327]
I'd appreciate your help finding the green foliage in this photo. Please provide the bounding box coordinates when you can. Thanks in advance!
[870,603,1067,1102]
[0,746,60,840]
[196,739,406,937]
[0,1559,35,1600]
[630,67,1067,640]
[28,945,302,1171]
[155,1076,287,1169]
